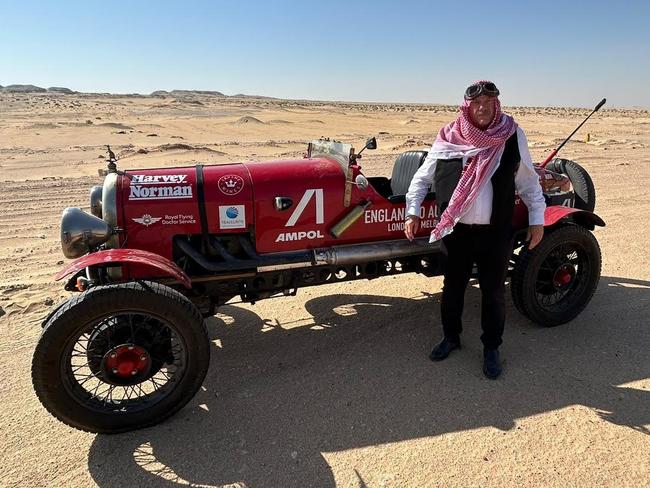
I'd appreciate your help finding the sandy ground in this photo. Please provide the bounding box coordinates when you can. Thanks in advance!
[1,92,649,488]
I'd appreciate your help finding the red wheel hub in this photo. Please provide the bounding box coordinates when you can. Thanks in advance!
[553,264,575,288]
[104,344,151,379]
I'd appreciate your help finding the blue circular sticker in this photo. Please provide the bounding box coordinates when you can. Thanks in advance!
[226,207,239,219]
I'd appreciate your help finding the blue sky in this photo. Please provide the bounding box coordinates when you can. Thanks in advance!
[1,0,648,108]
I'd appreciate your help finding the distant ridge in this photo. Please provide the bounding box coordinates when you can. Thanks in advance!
[150,89,277,99]
[48,86,76,94]
[0,84,277,99]
[2,84,48,93]
[0,84,78,94]
[231,93,278,100]
[151,89,226,97]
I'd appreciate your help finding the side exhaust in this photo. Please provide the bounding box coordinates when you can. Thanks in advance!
[313,237,439,266]
[177,235,439,274]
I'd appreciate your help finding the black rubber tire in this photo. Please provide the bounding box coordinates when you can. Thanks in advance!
[511,225,601,327]
[32,281,210,434]
[547,158,596,212]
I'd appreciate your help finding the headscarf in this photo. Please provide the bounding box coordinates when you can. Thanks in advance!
[428,81,517,242]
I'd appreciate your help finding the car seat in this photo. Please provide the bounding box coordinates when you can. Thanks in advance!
[388,150,430,203]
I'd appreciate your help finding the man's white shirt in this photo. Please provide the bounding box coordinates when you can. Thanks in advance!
[405,127,546,226]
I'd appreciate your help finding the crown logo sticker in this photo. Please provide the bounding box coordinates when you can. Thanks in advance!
[218,174,244,195]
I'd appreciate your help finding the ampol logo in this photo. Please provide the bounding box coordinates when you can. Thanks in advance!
[218,174,245,196]
[219,205,246,229]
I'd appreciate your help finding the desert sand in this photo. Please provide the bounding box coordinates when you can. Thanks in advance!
[1,91,649,487]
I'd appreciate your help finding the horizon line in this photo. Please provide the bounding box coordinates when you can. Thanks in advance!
[1,83,647,111]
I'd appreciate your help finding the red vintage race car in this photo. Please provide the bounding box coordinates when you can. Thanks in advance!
[32,137,604,433]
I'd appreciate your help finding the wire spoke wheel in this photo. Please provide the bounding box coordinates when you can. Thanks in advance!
[511,225,601,326]
[64,312,186,414]
[533,244,585,312]
[32,281,210,434]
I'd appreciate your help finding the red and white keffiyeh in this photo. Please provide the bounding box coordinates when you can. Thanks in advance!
[428,82,517,242]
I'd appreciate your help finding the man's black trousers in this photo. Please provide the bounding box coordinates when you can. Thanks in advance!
[440,223,513,349]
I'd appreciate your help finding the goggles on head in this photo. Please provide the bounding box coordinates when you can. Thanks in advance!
[464,81,500,100]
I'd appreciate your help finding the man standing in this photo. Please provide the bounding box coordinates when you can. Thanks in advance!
[404,81,546,379]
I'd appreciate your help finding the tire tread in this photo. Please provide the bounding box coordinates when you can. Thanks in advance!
[511,225,601,326]
[32,281,209,434]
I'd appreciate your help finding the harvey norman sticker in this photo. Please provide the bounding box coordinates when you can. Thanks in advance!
[129,174,193,200]
[219,205,246,229]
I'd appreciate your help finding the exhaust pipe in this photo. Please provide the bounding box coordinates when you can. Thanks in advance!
[313,237,439,266]
[177,235,439,273]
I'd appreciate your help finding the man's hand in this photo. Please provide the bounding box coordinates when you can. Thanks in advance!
[404,215,420,241]
[526,224,544,249]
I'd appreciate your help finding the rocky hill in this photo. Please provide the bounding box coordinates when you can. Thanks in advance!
[0,84,277,99]
[1,84,48,93]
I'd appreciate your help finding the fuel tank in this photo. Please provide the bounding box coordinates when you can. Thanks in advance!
[117,164,254,260]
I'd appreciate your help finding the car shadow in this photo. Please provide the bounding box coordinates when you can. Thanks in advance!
[88,275,650,487]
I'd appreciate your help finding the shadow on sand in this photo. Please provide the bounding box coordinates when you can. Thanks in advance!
[88,275,650,487]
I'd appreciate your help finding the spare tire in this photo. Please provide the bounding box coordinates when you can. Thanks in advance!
[547,158,596,212]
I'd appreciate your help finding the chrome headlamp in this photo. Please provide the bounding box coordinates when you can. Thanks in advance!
[60,207,112,258]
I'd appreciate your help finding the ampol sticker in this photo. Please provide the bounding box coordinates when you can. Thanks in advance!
[218,174,245,196]
[219,205,246,229]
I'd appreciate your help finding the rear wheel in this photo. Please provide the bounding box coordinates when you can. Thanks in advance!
[32,281,210,434]
[511,225,601,326]
[547,158,596,211]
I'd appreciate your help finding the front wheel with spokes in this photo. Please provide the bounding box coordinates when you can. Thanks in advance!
[32,281,210,434]
[511,225,602,326]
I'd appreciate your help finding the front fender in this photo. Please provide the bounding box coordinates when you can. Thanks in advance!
[54,249,192,289]
[544,206,605,230]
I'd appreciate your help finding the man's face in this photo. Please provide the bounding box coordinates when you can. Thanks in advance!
[468,95,496,130]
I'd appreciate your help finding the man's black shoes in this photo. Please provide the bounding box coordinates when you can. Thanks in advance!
[429,338,461,361]
[429,340,502,379]
[483,348,502,379]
